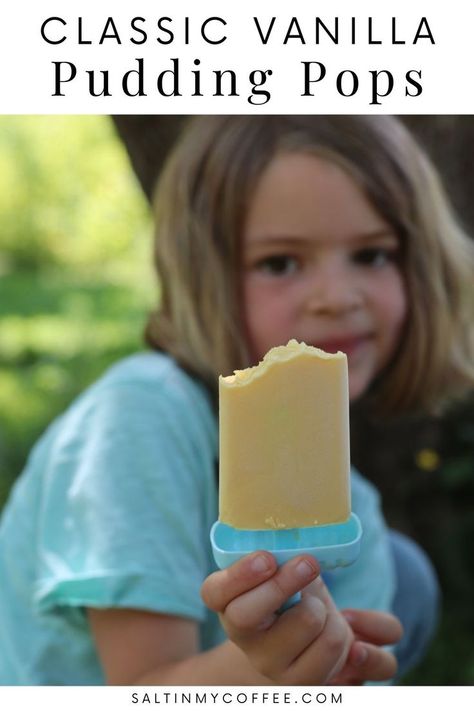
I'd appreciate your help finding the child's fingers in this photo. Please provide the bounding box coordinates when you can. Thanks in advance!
[222,556,320,636]
[342,609,403,646]
[346,640,398,681]
[201,551,278,612]
[243,595,328,678]
[283,604,353,684]
[303,575,335,607]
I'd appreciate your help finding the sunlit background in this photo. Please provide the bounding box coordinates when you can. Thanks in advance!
[0,116,153,504]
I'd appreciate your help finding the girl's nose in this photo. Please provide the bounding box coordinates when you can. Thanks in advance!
[306,266,364,316]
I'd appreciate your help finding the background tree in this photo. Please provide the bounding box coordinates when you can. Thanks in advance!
[111,115,474,231]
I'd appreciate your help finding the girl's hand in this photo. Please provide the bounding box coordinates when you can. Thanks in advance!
[202,551,354,684]
[330,609,403,685]
[201,551,402,686]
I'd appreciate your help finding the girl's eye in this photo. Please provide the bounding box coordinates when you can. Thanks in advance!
[353,247,398,268]
[256,255,299,275]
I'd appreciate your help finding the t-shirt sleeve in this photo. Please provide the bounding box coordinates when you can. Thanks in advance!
[34,377,216,624]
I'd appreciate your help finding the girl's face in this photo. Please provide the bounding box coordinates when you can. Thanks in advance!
[241,152,407,401]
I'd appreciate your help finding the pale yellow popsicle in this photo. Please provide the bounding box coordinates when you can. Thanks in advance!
[219,339,350,529]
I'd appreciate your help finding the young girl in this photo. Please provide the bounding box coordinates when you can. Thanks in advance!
[0,116,472,685]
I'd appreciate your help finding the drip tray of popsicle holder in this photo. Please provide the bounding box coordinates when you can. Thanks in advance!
[211,513,362,572]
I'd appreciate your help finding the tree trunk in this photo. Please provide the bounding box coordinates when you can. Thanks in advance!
[111,115,474,236]
[112,115,187,202]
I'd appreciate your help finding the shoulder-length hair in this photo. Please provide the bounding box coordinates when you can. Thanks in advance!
[145,116,474,416]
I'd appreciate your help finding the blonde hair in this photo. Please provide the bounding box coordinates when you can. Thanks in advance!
[145,116,474,416]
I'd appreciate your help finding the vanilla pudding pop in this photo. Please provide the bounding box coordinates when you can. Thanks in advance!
[219,339,350,530]
[211,339,361,578]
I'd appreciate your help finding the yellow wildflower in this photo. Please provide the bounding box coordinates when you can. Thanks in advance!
[415,448,441,471]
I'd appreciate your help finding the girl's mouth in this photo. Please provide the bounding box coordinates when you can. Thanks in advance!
[313,335,373,357]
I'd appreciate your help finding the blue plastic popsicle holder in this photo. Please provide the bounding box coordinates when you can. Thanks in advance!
[210,513,362,608]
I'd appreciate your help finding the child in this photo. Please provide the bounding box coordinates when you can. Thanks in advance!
[0,116,472,685]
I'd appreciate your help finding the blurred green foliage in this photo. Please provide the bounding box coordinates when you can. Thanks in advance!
[0,115,153,502]
[0,116,149,272]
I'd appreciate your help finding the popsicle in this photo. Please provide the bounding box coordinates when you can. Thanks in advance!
[210,339,362,579]
[219,339,350,530]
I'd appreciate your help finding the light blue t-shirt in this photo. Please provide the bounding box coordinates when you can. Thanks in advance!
[0,351,395,685]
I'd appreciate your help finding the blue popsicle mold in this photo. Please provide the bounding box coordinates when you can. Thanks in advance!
[211,513,362,570]
[210,513,362,607]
